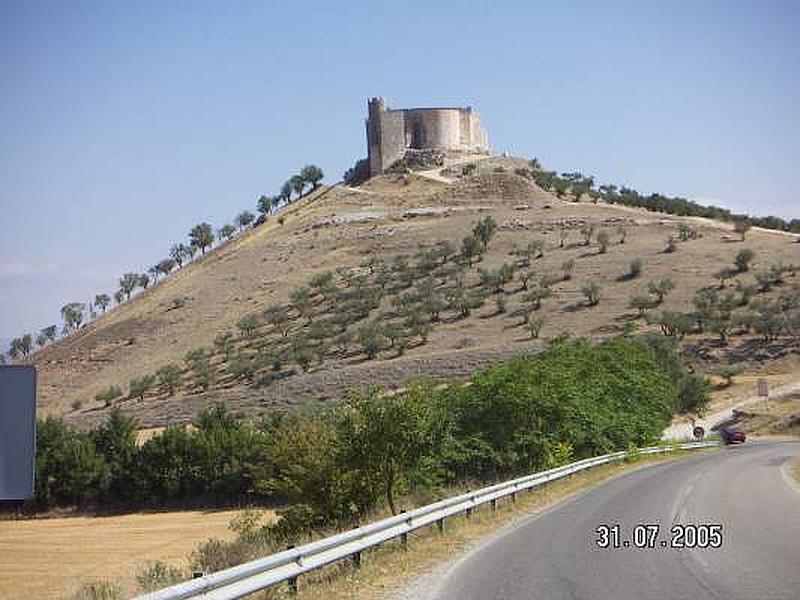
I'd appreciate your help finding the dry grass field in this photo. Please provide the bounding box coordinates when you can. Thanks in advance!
[0,508,259,599]
[25,155,800,430]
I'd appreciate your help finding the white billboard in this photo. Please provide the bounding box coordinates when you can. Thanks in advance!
[0,366,36,500]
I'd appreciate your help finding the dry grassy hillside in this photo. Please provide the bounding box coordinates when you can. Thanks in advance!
[30,155,800,430]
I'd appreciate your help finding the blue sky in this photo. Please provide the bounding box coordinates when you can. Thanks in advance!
[2,0,799,343]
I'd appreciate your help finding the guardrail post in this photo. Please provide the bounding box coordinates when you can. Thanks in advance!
[511,490,517,503]
[352,551,362,568]
[437,517,445,535]
[400,510,409,550]
[287,545,298,595]
[491,498,497,512]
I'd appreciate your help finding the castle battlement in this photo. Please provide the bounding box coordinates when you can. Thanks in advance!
[365,97,489,176]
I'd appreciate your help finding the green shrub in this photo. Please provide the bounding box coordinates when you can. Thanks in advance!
[561,259,575,281]
[735,249,755,272]
[214,331,235,356]
[678,224,698,241]
[628,258,643,279]
[358,323,385,359]
[129,374,157,401]
[715,267,736,288]
[580,223,596,246]
[95,385,123,407]
[185,349,215,391]
[527,316,545,338]
[190,537,256,574]
[495,294,507,314]
[156,364,182,396]
[597,230,610,253]
[647,278,675,304]
[713,365,743,388]
[237,314,259,338]
[581,282,601,306]
[523,286,552,311]
[734,220,751,240]
[228,354,258,381]
[136,561,185,593]
[72,581,122,600]
[629,294,653,316]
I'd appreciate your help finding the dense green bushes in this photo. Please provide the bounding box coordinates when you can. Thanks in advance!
[26,336,705,525]
[437,336,680,480]
[29,406,269,511]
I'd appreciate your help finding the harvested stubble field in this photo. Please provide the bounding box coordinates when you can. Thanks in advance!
[26,155,800,431]
[0,508,255,599]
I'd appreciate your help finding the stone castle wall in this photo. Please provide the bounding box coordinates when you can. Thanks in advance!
[366,98,489,176]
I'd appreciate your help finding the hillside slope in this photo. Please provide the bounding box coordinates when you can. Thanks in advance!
[30,156,800,429]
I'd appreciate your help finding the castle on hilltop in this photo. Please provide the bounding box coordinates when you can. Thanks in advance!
[365,97,489,176]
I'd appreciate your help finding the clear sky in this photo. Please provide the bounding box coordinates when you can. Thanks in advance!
[2,0,799,343]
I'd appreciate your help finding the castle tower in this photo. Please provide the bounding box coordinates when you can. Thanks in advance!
[366,98,386,176]
[365,97,489,177]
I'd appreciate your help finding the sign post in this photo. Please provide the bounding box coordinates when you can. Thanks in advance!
[757,378,770,411]
[0,366,37,500]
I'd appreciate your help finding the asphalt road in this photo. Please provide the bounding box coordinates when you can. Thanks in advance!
[433,441,800,600]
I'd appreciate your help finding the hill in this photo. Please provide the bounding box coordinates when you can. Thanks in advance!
[29,155,800,430]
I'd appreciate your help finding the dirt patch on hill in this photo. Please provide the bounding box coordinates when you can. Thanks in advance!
[435,172,539,204]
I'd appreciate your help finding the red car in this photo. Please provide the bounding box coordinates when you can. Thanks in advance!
[719,426,746,444]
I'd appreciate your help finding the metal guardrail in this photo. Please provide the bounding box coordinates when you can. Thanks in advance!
[136,441,717,600]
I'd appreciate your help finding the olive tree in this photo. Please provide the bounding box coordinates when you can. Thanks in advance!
[156,364,182,396]
[129,374,157,401]
[94,294,111,313]
[581,282,601,306]
[61,302,86,331]
[235,211,255,231]
[734,249,755,272]
[119,273,139,300]
[734,220,751,241]
[647,278,675,304]
[472,216,498,249]
[290,174,306,199]
[300,165,324,190]
[218,224,236,241]
[156,258,176,278]
[170,243,190,268]
[189,222,215,254]
[597,230,610,254]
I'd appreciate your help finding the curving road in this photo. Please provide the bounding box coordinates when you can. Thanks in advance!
[433,441,800,600]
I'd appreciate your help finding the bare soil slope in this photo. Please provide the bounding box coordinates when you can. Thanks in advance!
[29,156,800,429]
